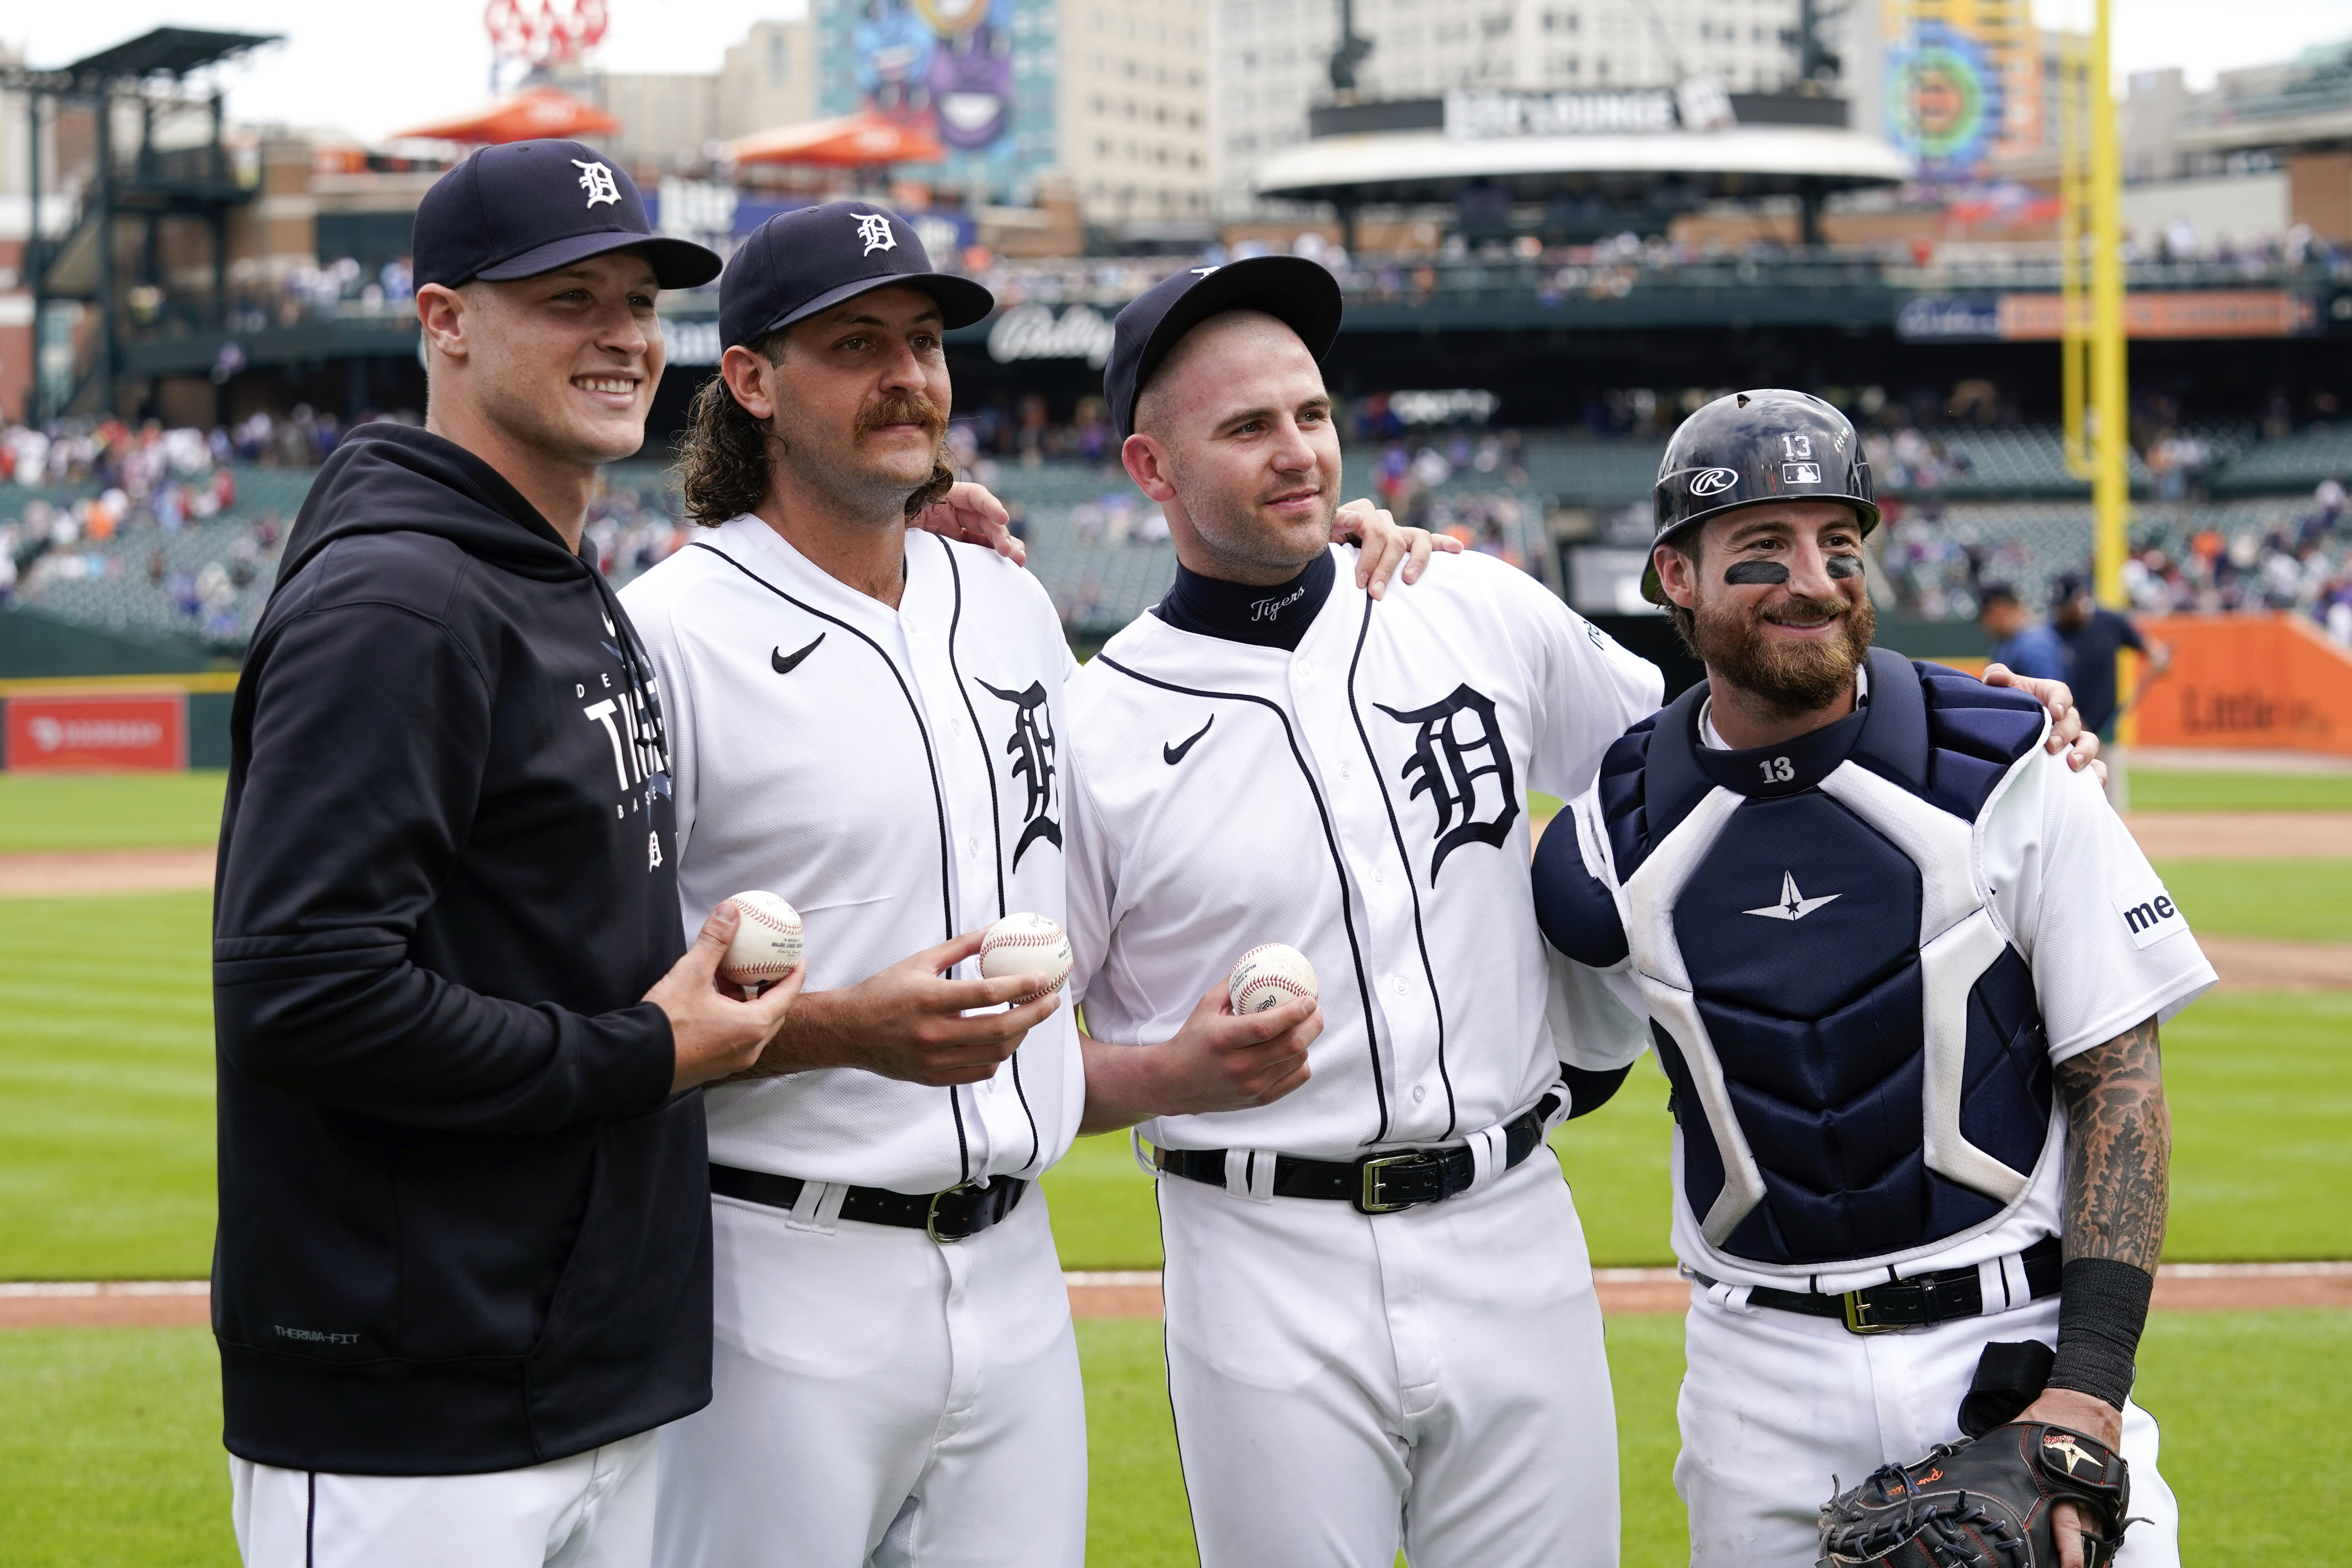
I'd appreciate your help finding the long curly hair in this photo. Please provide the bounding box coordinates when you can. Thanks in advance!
[673,347,954,527]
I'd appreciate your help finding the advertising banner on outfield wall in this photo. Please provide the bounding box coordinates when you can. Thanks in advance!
[2134,615,2352,757]
[3,693,188,771]
[1898,291,2321,342]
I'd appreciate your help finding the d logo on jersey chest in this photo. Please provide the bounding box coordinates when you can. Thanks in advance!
[976,678,1063,869]
[1374,683,1520,886]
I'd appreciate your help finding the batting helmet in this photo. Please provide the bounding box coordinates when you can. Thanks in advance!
[1643,390,1878,604]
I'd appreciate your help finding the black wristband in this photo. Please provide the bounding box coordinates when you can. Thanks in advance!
[2047,1258,2154,1411]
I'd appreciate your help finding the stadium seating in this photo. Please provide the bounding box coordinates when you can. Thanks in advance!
[5,414,2345,650]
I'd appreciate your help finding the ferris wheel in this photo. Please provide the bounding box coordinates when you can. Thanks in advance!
[484,0,611,73]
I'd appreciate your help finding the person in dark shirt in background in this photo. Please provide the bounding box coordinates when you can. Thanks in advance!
[1979,581,2069,681]
[2051,570,2172,736]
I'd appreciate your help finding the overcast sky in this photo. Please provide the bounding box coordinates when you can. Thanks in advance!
[7,0,2345,148]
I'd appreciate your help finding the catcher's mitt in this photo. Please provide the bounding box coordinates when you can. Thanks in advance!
[1817,1422,2130,1568]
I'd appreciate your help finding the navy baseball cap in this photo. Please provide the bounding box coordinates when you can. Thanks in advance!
[413,140,721,291]
[720,201,995,350]
[1104,256,1345,438]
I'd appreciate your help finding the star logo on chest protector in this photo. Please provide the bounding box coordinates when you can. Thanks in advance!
[1742,871,1841,921]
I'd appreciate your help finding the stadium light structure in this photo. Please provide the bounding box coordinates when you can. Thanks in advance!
[7,27,280,423]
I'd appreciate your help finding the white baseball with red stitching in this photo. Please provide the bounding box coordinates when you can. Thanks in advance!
[718,890,804,985]
[1229,943,1317,1014]
[980,912,1073,1002]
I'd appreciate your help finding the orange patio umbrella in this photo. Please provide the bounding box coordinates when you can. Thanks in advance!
[725,111,944,168]
[395,86,620,146]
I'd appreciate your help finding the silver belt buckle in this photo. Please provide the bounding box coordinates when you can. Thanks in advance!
[1358,1153,1427,1214]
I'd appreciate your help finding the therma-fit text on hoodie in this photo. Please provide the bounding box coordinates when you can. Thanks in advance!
[619,515,1084,1189]
[1066,545,1663,1158]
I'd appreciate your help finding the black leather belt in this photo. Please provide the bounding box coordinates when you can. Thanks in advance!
[1155,1096,1558,1215]
[1696,1236,2064,1335]
[709,1163,1026,1243]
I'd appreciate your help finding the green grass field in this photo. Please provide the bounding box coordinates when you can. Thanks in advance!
[0,772,227,852]
[4,1312,2345,1567]
[2,889,2348,1278]
[2154,859,2352,944]
[2125,768,2352,812]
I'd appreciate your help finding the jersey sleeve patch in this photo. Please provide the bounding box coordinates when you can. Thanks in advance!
[1531,809,1630,967]
[2111,882,2190,950]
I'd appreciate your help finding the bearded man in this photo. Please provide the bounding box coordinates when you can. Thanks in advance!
[618,206,1437,1568]
[1532,390,2213,1568]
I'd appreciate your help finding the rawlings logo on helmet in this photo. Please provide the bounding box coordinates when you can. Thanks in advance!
[1688,467,1740,497]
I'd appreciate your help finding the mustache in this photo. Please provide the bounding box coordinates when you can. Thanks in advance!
[855,390,948,440]
[1759,596,1852,624]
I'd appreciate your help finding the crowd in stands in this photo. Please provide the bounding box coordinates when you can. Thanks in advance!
[5,389,2348,648]
[1878,479,2352,649]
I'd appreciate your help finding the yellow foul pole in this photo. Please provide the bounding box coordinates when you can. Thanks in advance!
[2088,0,2128,611]
[2087,0,2135,777]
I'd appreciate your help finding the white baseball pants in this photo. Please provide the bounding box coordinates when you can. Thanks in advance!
[1157,1150,1621,1568]
[230,1429,657,1568]
[650,1182,1085,1568]
[1676,1285,2179,1568]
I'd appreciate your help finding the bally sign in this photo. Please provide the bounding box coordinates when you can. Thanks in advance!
[985,303,1118,368]
[5,692,188,771]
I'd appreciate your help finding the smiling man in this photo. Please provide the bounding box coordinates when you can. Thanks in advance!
[618,203,1095,1568]
[211,142,807,1568]
[1532,390,2214,1568]
[1059,257,1671,1568]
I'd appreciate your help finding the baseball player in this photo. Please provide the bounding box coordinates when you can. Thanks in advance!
[212,143,800,1567]
[1532,390,2215,1568]
[616,207,1432,1568]
[1052,255,1674,1568]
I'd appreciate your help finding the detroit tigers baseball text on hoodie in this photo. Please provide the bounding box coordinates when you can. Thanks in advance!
[211,423,709,1475]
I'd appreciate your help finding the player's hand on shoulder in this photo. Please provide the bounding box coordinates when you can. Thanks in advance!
[797,929,1061,1087]
[1983,663,2107,783]
[1333,497,1462,601]
[1147,981,1319,1115]
[654,900,808,1093]
[911,480,1026,566]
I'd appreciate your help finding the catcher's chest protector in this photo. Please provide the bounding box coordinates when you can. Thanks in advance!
[1591,648,2054,1268]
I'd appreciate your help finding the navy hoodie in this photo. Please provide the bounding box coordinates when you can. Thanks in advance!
[212,424,708,1475]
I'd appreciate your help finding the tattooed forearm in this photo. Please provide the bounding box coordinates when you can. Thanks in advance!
[2055,1014,2171,1272]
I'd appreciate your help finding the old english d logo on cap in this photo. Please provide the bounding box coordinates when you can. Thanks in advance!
[574,159,622,208]
[411,139,721,290]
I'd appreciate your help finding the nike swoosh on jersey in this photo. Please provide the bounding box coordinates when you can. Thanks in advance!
[1163,716,1213,765]
[771,634,826,674]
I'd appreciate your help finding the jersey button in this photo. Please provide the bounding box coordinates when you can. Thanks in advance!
[1413,1085,1427,1104]
[1391,975,1408,997]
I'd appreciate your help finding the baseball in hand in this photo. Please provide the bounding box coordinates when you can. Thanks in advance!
[979,913,1074,1002]
[1229,944,1317,1014]
[718,891,804,988]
